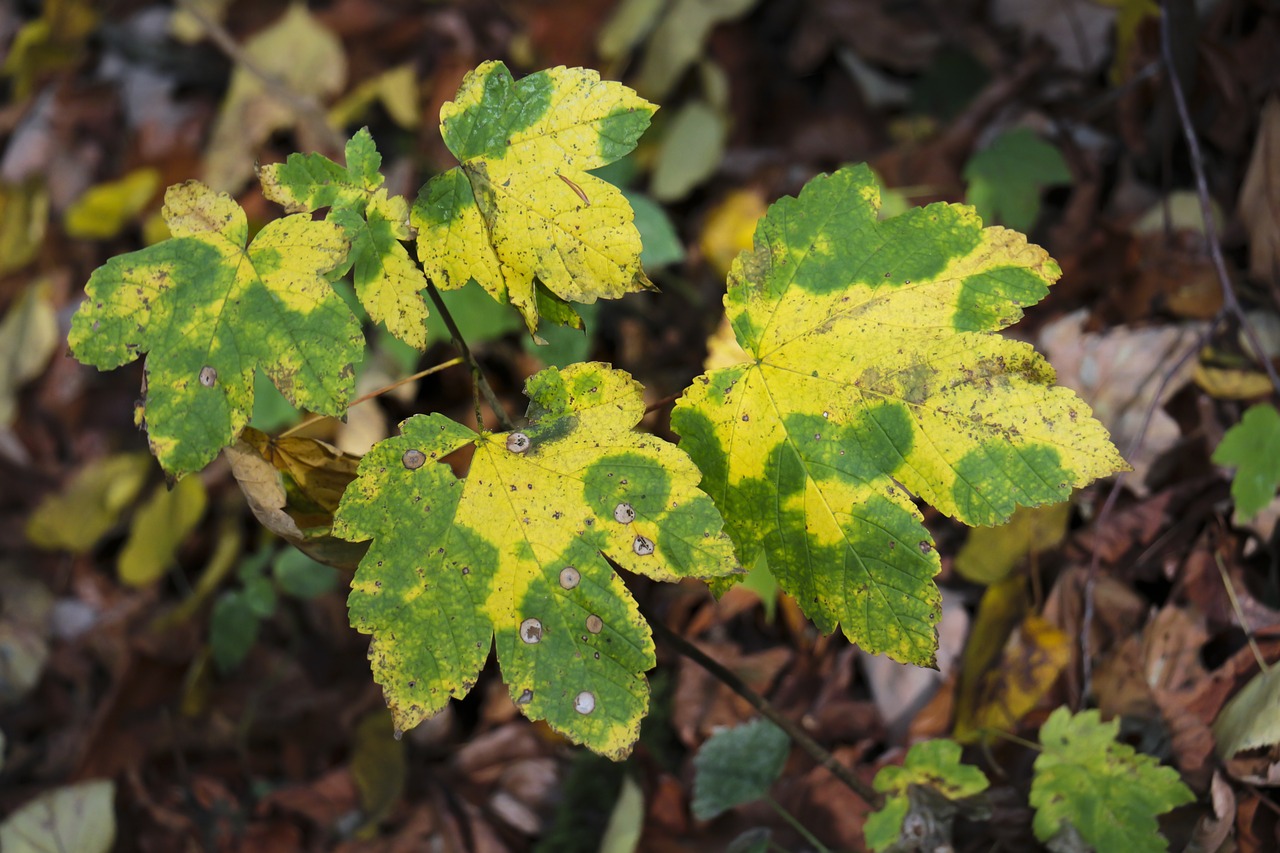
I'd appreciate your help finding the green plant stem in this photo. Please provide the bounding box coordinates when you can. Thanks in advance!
[646,615,882,807]
[424,281,515,432]
[765,796,832,853]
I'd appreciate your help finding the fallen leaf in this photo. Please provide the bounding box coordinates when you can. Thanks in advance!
[631,0,759,99]
[1240,96,1280,283]
[651,100,727,202]
[202,3,346,192]
[1214,664,1280,759]
[956,613,1070,741]
[699,188,766,279]
[351,708,407,834]
[955,501,1070,585]
[117,475,208,587]
[0,277,58,426]
[63,168,161,240]
[0,179,49,275]
[26,452,152,553]
[328,64,419,130]
[0,779,115,853]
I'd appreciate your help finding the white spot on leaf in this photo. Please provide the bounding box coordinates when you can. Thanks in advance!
[613,502,635,523]
[199,366,217,387]
[506,432,531,453]
[559,567,580,589]
[632,535,655,556]
[586,614,603,634]
[519,617,543,643]
[574,690,595,714]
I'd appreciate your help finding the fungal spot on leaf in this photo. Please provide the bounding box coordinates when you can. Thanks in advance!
[199,366,217,387]
[402,449,427,470]
[393,729,403,741]
[559,567,580,589]
[519,617,543,643]
[574,691,596,714]
[614,502,636,523]
[632,535,655,556]
[919,541,932,554]
[506,432,531,453]
[586,614,603,634]
[516,688,533,704]
[593,651,600,659]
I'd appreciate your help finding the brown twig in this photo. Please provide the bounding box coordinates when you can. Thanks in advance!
[646,615,883,807]
[174,0,344,155]
[1159,6,1280,396]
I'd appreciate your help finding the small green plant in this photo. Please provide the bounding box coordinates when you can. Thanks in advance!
[68,60,1127,757]
[1212,402,1280,520]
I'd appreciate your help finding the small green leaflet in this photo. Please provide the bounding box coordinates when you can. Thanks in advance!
[260,128,431,349]
[1030,708,1193,853]
[691,718,790,820]
[864,739,989,852]
[333,362,738,758]
[1211,403,1280,520]
[672,165,1127,665]
[963,128,1072,232]
[69,181,361,477]
[411,61,656,334]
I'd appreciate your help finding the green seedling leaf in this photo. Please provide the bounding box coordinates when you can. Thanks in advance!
[334,362,739,758]
[691,718,789,820]
[865,739,989,852]
[1213,664,1280,759]
[963,128,1072,232]
[260,128,431,349]
[672,165,1127,665]
[411,61,656,334]
[272,548,339,599]
[1030,708,1194,853]
[0,779,115,853]
[69,181,362,477]
[337,358,742,753]
[624,189,684,269]
[210,589,260,672]
[1212,403,1280,521]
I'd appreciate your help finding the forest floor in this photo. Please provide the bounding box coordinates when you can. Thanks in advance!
[3,0,1280,851]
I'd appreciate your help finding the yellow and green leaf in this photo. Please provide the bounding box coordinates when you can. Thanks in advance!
[411,61,656,334]
[671,165,1127,666]
[69,181,362,477]
[333,362,739,758]
[260,128,430,349]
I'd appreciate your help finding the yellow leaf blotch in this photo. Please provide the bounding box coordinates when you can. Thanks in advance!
[335,363,738,758]
[673,165,1128,666]
[414,61,656,333]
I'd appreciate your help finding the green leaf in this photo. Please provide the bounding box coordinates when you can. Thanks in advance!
[1211,403,1280,520]
[1030,708,1194,852]
[0,779,115,853]
[623,189,684,269]
[671,165,1127,665]
[210,590,260,672]
[261,128,431,349]
[272,547,339,599]
[334,362,738,758]
[411,61,656,334]
[691,718,790,820]
[865,739,989,852]
[69,181,362,477]
[963,128,1072,231]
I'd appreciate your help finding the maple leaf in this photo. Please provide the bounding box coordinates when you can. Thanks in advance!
[69,181,362,477]
[260,128,431,349]
[410,61,656,334]
[332,362,739,758]
[865,739,989,852]
[1211,403,1280,521]
[671,165,1128,665]
[1030,708,1193,852]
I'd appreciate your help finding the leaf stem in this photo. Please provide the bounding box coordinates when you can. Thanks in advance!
[425,281,516,432]
[765,795,833,853]
[646,615,882,807]
[277,356,465,439]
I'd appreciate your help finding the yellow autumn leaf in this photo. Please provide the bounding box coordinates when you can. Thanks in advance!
[26,453,152,553]
[117,476,208,587]
[64,168,161,240]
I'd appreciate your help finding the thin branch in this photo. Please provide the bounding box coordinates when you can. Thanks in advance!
[175,0,344,155]
[646,615,883,807]
[277,356,465,439]
[1159,6,1280,396]
[425,281,515,432]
